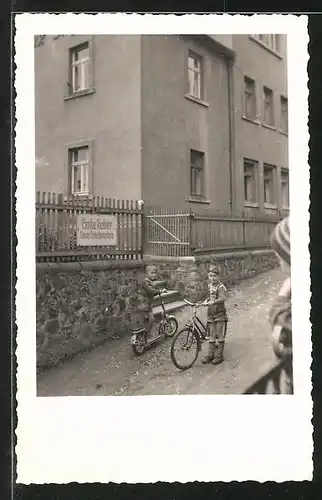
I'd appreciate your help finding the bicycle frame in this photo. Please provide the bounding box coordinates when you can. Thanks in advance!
[184,300,228,340]
[184,301,208,340]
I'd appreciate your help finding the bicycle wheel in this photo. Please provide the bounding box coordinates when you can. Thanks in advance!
[170,328,200,370]
[159,316,178,337]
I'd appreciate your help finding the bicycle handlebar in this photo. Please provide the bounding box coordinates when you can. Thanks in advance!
[183,298,206,307]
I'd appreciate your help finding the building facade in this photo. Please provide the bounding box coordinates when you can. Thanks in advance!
[35,34,289,215]
[232,35,289,216]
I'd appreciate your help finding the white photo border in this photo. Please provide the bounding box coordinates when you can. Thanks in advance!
[15,13,312,484]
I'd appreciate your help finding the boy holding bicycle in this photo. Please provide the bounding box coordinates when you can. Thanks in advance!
[202,265,228,365]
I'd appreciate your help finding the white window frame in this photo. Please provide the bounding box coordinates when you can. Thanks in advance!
[263,163,277,206]
[243,159,258,205]
[280,96,288,133]
[252,34,281,53]
[70,147,90,196]
[190,149,205,197]
[280,168,290,208]
[188,51,203,99]
[70,43,90,93]
[263,86,274,126]
[244,76,256,120]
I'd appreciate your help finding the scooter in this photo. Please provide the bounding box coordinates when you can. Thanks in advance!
[130,291,179,356]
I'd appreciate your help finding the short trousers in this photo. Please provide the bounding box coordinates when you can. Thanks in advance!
[207,319,227,341]
[133,309,154,330]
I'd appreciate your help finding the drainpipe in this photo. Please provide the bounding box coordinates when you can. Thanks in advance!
[226,58,236,216]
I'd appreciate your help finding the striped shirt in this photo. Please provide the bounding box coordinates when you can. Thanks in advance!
[207,282,227,321]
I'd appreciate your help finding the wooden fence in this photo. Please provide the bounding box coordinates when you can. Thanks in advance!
[36,192,143,262]
[145,207,286,257]
[191,212,279,254]
[36,194,288,261]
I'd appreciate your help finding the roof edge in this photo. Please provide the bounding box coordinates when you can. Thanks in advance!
[191,35,236,61]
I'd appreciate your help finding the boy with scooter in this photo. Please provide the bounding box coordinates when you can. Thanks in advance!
[202,265,228,365]
[137,265,166,340]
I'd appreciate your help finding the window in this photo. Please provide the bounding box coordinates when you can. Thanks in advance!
[69,146,90,195]
[263,164,277,205]
[243,159,258,204]
[281,96,288,133]
[190,150,205,197]
[244,76,256,120]
[281,169,289,208]
[253,34,281,53]
[70,43,90,93]
[263,87,274,126]
[188,51,203,99]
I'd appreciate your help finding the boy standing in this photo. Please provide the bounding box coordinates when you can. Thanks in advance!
[137,265,165,339]
[202,265,228,365]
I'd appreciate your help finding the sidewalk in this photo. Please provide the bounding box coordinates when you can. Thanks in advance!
[37,267,287,396]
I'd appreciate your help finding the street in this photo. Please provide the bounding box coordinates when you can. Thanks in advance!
[37,267,287,396]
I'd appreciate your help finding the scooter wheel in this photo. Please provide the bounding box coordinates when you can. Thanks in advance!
[160,317,178,337]
[131,334,146,356]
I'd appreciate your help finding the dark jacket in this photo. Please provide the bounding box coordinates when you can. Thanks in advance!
[137,277,161,312]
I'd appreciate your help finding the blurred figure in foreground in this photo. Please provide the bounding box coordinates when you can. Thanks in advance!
[268,216,293,393]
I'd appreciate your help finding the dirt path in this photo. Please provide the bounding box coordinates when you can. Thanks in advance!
[37,268,287,396]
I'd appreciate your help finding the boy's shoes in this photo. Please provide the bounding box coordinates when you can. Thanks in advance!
[202,355,214,364]
[202,342,217,364]
[211,341,225,365]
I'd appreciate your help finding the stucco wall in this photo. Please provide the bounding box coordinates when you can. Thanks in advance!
[35,34,288,215]
[232,35,289,215]
[209,35,233,50]
[141,35,231,211]
[35,35,142,200]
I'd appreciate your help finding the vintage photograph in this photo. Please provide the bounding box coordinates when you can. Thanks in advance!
[15,13,312,484]
[34,33,293,396]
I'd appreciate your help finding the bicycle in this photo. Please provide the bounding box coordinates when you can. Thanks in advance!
[170,298,227,370]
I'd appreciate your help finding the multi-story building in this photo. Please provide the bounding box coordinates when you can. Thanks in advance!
[35,34,289,216]
[232,34,289,216]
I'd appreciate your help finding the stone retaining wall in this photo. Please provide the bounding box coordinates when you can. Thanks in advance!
[36,260,145,369]
[145,249,279,302]
[37,249,278,369]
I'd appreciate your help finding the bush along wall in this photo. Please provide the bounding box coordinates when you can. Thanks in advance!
[36,249,279,370]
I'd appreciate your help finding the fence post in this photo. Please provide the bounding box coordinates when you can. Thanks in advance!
[141,202,146,259]
[242,219,246,248]
[189,208,195,256]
